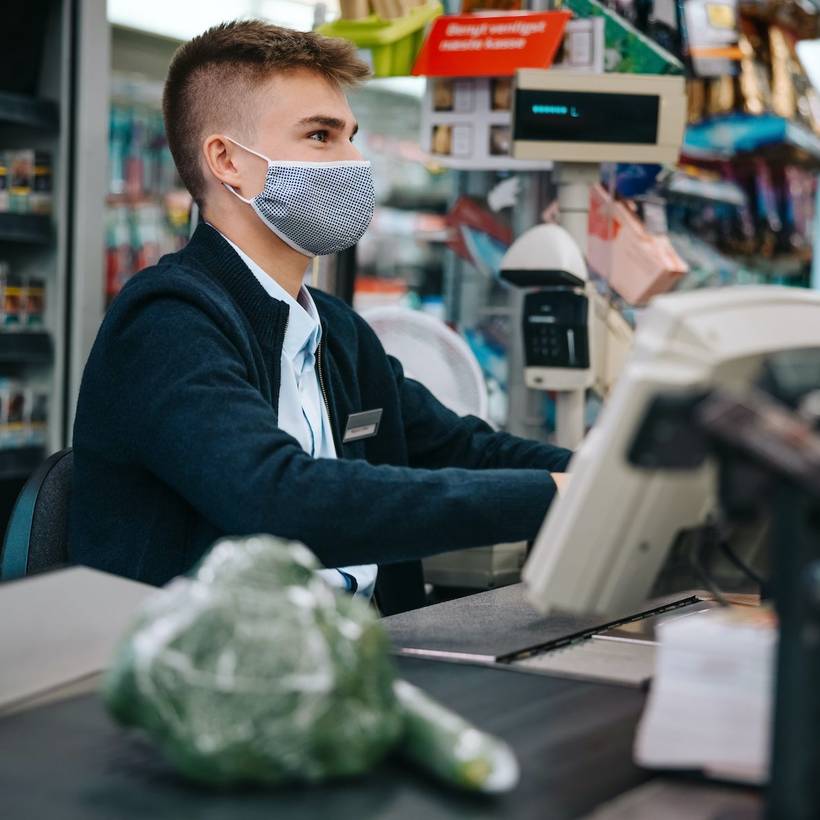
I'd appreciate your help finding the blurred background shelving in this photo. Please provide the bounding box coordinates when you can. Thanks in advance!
[0,0,109,539]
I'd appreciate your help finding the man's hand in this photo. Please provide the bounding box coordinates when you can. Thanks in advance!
[551,472,570,494]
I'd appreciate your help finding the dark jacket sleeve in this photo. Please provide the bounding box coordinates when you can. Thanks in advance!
[99,291,560,570]
[387,354,573,473]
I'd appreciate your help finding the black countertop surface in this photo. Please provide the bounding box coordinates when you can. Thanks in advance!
[382,584,702,661]
[0,656,649,820]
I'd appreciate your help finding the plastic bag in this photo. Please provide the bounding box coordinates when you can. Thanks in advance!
[104,535,402,785]
[104,535,519,793]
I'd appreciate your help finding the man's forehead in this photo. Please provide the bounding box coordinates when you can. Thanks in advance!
[253,71,354,129]
[262,69,352,110]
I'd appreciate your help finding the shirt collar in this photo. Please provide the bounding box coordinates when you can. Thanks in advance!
[215,230,321,361]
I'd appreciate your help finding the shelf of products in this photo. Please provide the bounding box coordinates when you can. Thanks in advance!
[105,82,191,305]
[0,213,52,245]
[0,375,49,457]
[416,0,820,444]
[0,91,58,132]
[662,169,748,206]
[683,114,820,166]
[0,139,54,456]
[0,333,52,364]
[0,146,54,246]
[574,0,820,310]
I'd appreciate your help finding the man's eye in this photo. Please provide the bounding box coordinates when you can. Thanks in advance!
[309,131,328,143]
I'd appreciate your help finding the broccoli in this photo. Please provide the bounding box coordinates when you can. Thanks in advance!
[104,535,518,794]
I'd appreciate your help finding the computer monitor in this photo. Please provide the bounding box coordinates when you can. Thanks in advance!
[512,69,687,165]
[523,286,820,616]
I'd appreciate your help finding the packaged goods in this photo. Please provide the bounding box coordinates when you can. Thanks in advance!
[8,150,33,214]
[105,535,519,794]
[3,274,24,327]
[24,278,45,327]
[0,151,8,212]
[29,151,52,215]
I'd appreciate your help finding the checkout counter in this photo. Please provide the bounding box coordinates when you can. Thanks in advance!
[2,286,817,818]
[0,574,757,820]
[0,573,766,820]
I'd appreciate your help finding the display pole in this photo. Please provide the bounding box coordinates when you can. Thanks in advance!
[555,162,599,254]
[553,162,599,448]
[554,390,585,449]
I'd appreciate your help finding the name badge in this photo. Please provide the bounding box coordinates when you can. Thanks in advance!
[343,409,383,443]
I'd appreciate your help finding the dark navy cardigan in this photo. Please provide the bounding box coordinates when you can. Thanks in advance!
[70,224,572,614]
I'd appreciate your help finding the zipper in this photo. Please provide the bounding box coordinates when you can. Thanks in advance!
[277,312,289,412]
[316,335,343,456]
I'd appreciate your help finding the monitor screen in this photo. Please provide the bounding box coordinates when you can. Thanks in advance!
[522,287,820,617]
[514,89,660,145]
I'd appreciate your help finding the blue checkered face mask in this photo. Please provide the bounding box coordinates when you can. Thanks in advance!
[223,137,376,257]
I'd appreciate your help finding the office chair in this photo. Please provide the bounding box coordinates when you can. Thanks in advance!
[0,448,72,581]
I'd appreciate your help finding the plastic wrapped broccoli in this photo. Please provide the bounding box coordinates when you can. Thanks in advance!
[104,535,519,794]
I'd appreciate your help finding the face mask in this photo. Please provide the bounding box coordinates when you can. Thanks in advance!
[223,137,375,257]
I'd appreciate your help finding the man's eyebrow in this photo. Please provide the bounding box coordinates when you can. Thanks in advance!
[297,115,359,136]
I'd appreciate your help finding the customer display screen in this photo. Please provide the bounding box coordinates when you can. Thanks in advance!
[514,89,660,145]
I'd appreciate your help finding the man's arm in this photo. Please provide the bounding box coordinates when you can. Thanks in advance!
[93,289,561,570]
[386,354,573,473]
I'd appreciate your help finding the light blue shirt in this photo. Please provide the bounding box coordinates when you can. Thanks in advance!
[218,233,378,599]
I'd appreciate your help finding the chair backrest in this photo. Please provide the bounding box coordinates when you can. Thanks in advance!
[360,307,490,421]
[0,448,73,581]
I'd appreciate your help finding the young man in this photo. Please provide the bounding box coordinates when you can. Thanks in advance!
[71,21,571,615]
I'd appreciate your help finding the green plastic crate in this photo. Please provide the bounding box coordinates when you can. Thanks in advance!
[318,3,442,77]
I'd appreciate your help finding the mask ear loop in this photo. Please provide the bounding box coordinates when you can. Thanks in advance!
[223,182,254,204]
[222,135,272,203]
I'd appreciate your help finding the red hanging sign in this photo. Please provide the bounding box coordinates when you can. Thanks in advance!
[412,11,572,78]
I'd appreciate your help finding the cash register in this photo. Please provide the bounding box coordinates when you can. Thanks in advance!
[523,285,820,616]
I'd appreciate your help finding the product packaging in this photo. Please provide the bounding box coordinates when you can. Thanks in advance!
[682,0,741,78]
[706,74,738,117]
[738,30,772,116]
[587,183,688,305]
[0,151,8,213]
[23,278,45,327]
[29,151,52,215]
[687,78,707,123]
[25,386,48,446]
[339,0,371,20]
[0,379,27,448]
[561,0,685,75]
[105,535,519,794]
[1,149,51,215]
[3,274,24,327]
[770,27,797,120]
[8,150,33,214]
[754,158,782,258]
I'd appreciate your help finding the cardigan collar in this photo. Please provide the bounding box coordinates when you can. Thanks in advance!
[184,222,340,453]
[184,222,290,351]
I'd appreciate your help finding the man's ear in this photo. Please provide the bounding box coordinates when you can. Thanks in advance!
[202,134,243,191]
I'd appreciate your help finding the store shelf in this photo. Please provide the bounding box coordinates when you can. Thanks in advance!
[736,254,813,279]
[0,446,45,481]
[0,332,53,364]
[0,91,58,131]
[663,172,747,207]
[0,213,53,244]
[682,114,820,167]
[383,188,451,213]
